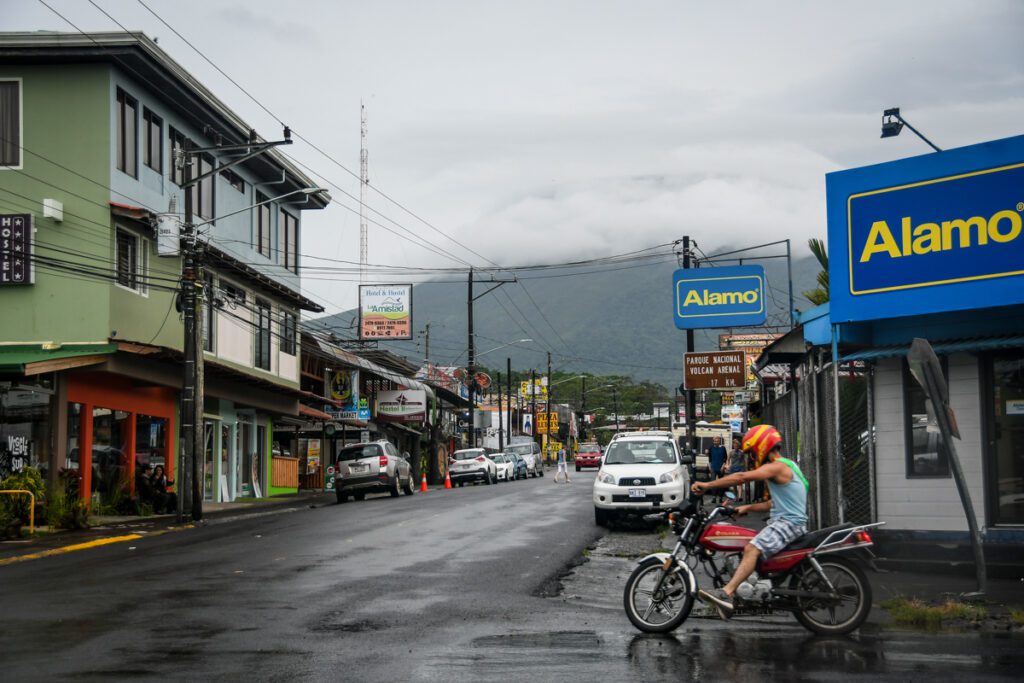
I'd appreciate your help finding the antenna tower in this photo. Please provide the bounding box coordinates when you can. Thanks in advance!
[359,103,369,283]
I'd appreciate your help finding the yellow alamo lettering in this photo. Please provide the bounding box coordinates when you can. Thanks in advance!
[859,209,1022,263]
[683,289,759,306]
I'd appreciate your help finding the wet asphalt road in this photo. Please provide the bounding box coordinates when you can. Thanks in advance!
[1,471,1022,681]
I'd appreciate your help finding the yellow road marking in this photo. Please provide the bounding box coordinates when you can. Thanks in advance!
[0,534,143,567]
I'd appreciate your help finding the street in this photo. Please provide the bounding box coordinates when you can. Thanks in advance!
[2,473,1022,681]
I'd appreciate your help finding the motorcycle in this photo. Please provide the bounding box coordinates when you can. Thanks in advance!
[623,492,883,636]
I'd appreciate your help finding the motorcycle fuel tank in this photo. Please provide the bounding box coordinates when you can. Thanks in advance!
[699,523,756,551]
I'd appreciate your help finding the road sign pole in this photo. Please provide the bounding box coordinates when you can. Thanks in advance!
[683,236,697,454]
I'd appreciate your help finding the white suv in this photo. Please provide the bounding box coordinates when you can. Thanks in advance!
[592,431,689,526]
[505,440,544,478]
[449,448,498,486]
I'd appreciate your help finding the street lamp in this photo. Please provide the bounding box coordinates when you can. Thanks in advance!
[880,107,942,152]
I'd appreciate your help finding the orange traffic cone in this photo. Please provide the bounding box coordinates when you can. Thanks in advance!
[420,473,429,493]
[444,471,453,489]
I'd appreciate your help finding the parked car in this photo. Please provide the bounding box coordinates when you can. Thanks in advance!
[576,442,602,471]
[334,440,414,503]
[492,453,515,482]
[593,430,689,527]
[450,448,497,486]
[505,440,544,477]
[507,453,529,480]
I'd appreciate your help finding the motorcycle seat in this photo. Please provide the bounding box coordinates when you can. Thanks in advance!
[782,523,856,551]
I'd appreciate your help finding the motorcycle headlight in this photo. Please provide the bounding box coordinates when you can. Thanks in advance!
[659,470,680,484]
[597,471,615,484]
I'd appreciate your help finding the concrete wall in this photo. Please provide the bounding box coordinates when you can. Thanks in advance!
[873,354,986,532]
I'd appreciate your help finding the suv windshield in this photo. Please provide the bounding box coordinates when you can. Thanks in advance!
[506,444,533,456]
[603,440,677,465]
[338,444,382,462]
[453,450,484,461]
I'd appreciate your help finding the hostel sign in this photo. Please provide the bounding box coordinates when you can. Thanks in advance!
[1,214,33,285]
[673,265,766,329]
[827,134,1024,322]
[359,284,413,339]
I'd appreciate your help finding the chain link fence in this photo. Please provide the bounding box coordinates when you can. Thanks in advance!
[762,354,875,529]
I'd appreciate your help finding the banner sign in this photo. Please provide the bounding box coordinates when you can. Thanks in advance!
[1,214,33,285]
[326,370,371,421]
[375,389,427,423]
[827,134,1024,322]
[359,284,413,339]
[684,351,746,390]
[519,379,547,399]
[673,265,766,329]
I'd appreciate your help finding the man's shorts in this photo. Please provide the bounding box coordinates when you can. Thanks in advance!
[749,518,806,559]
[557,462,567,472]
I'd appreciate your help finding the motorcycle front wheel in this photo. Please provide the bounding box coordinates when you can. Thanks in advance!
[791,556,872,636]
[623,557,694,633]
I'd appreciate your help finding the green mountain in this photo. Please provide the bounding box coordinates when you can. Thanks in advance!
[311,253,820,390]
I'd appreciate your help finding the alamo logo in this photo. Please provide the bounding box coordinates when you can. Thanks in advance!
[859,207,1022,263]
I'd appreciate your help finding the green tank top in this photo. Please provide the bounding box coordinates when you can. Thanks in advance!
[766,457,808,526]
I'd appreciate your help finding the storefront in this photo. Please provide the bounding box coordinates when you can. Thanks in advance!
[824,133,1024,567]
[65,372,176,506]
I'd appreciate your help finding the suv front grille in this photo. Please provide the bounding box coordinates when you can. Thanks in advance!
[617,477,656,486]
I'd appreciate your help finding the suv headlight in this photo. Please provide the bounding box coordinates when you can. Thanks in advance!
[597,472,615,484]
[659,470,680,484]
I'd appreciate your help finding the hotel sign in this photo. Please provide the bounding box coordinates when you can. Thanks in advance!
[673,265,766,329]
[827,135,1024,322]
[359,284,413,340]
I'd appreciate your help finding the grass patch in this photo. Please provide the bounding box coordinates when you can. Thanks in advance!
[581,548,590,558]
[1010,609,1024,627]
[881,597,988,627]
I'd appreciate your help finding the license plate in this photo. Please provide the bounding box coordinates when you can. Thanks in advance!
[351,464,366,472]
[628,488,647,498]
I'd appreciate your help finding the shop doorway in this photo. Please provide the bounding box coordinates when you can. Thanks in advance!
[986,350,1024,526]
[203,420,217,501]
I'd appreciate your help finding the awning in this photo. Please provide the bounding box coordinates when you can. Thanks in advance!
[299,404,334,421]
[0,343,117,375]
[842,335,1024,361]
[311,338,435,399]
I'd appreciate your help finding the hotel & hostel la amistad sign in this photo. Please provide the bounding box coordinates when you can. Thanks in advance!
[827,134,1024,322]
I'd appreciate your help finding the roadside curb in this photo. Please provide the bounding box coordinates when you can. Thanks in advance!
[0,492,334,566]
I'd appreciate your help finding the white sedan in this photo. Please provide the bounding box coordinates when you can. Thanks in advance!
[492,454,515,482]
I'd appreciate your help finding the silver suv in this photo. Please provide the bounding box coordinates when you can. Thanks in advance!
[505,440,544,478]
[335,440,414,503]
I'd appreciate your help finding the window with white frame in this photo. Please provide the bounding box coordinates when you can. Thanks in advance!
[279,209,297,273]
[281,310,296,355]
[116,88,138,178]
[256,191,272,259]
[255,299,272,370]
[169,126,186,185]
[143,108,162,174]
[0,79,22,168]
[192,153,215,220]
[115,227,149,294]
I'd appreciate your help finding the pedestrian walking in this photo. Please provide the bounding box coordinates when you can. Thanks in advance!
[727,437,746,500]
[554,447,571,483]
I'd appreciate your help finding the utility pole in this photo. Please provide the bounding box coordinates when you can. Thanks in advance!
[467,269,476,447]
[177,142,201,522]
[359,103,368,284]
[497,371,504,452]
[579,375,586,444]
[530,369,537,445]
[423,322,431,378]
[507,357,512,439]
[683,235,697,454]
[545,351,552,464]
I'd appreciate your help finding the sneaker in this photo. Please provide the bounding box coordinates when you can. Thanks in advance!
[698,588,734,620]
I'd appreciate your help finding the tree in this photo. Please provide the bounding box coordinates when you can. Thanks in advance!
[802,238,830,305]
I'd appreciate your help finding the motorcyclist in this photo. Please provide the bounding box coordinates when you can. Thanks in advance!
[689,424,809,619]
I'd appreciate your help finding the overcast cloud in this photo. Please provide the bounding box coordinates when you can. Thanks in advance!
[4,0,1022,313]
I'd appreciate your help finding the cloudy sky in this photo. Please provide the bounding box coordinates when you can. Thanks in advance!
[5,1,1023,314]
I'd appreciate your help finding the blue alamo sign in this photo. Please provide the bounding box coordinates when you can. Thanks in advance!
[673,265,766,329]
[827,134,1024,322]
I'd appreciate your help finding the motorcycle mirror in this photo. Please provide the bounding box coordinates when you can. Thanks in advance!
[680,454,694,465]
[725,491,736,501]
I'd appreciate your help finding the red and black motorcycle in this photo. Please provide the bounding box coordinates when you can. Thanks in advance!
[623,493,882,635]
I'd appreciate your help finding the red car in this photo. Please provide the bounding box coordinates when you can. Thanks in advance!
[575,443,602,471]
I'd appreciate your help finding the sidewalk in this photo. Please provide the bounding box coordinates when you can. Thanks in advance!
[869,564,1024,613]
[0,490,335,564]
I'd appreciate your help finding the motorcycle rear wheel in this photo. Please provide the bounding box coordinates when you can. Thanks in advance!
[623,557,694,633]
[791,556,872,636]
